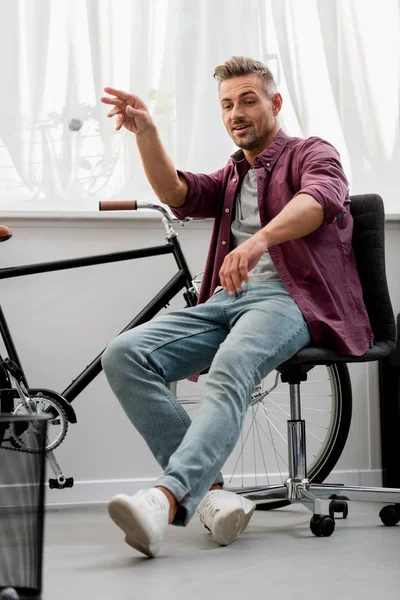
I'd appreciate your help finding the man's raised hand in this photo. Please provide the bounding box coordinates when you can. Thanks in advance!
[101,87,154,135]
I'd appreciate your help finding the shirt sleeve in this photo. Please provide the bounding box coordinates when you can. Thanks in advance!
[293,137,350,226]
[170,168,225,220]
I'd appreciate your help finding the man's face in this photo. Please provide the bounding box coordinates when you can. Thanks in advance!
[219,74,282,156]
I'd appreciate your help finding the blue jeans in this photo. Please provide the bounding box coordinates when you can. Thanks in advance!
[102,282,311,526]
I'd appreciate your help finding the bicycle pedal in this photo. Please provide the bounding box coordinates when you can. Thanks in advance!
[48,477,74,489]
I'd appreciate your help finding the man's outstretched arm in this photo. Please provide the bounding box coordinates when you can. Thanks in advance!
[101,87,187,208]
[135,125,188,208]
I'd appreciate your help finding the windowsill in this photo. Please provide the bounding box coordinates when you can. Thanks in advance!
[1,210,165,220]
[384,214,400,222]
[2,210,400,223]
[0,210,214,228]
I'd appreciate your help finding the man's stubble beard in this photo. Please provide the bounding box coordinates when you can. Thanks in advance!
[232,125,274,151]
[232,131,260,151]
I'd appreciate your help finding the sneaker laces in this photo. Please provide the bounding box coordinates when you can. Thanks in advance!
[198,492,220,532]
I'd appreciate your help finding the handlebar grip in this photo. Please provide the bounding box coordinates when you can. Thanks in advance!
[99,201,137,211]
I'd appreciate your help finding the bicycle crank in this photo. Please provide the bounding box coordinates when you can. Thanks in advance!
[11,393,69,453]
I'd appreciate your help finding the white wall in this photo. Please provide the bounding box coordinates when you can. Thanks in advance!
[0,213,398,504]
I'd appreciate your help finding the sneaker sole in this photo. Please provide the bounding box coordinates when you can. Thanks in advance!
[108,495,161,558]
[212,503,256,546]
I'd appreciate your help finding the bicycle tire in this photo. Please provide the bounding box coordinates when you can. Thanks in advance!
[255,362,352,510]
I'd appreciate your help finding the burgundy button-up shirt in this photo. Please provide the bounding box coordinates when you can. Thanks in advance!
[172,129,373,356]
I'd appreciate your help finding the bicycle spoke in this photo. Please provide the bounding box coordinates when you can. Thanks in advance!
[252,411,257,486]
[265,410,286,481]
[228,405,260,484]
[254,415,270,485]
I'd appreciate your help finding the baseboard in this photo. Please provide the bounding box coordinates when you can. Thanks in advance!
[324,469,382,487]
[45,477,160,506]
[44,469,384,506]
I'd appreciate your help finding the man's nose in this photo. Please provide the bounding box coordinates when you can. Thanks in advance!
[231,103,245,122]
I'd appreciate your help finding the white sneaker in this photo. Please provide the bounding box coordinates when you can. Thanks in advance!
[197,489,256,546]
[108,488,170,558]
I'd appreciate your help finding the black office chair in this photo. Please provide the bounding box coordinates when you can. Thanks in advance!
[239,193,400,536]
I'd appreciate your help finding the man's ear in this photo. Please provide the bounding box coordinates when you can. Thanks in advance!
[272,93,283,116]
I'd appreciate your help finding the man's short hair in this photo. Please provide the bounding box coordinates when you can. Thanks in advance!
[213,56,277,98]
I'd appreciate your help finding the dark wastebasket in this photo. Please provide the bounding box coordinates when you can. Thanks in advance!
[0,414,49,599]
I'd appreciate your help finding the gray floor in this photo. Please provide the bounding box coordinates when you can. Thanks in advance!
[42,502,400,600]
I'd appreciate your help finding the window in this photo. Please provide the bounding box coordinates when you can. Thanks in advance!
[1,0,399,214]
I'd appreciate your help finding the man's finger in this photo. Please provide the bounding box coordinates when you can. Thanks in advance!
[103,87,134,101]
[116,114,125,131]
[230,256,244,291]
[219,255,233,291]
[219,270,229,293]
[224,272,236,295]
[107,107,121,117]
[101,95,125,106]
[238,255,249,283]
[219,268,226,290]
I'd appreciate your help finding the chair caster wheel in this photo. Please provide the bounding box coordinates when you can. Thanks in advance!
[379,504,400,526]
[329,499,348,519]
[310,514,335,537]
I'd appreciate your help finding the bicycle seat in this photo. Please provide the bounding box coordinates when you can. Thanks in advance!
[0,225,12,242]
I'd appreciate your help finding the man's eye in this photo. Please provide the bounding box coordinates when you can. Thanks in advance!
[245,100,255,105]
[223,105,232,110]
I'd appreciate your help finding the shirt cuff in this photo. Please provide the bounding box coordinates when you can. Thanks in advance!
[293,187,348,226]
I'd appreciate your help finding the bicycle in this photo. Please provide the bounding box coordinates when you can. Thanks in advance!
[0,201,352,509]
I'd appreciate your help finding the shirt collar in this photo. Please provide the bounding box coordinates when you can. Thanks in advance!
[230,128,291,171]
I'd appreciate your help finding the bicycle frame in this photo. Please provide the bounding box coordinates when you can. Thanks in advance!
[0,230,197,404]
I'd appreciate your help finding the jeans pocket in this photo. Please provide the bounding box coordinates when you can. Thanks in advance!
[212,286,223,296]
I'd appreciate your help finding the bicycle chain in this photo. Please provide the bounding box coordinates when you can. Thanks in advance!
[0,440,35,454]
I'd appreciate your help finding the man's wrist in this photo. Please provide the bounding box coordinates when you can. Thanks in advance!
[258,227,271,249]
[135,122,157,140]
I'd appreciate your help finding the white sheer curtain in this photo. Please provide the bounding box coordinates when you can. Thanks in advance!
[0,0,399,213]
[267,0,400,208]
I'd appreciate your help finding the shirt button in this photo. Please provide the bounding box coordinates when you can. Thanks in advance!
[225,208,230,213]
[266,162,270,167]
[232,178,237,182]
[221,240,227,246]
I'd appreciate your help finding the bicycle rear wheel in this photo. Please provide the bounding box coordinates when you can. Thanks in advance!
[178,363,352,508]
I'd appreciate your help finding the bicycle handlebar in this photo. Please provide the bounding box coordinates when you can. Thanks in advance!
[99,200,137,211]
[99,200,191,224]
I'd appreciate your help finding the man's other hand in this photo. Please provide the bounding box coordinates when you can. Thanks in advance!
[219,231,269,295]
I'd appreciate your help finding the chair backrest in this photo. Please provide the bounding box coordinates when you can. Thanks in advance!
[350,194,396,347]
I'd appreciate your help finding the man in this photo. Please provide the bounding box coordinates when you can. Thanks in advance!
[100,56,372,558]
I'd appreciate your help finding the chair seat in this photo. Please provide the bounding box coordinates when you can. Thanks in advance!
[200,341,392,379]
[279,340,394,368]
